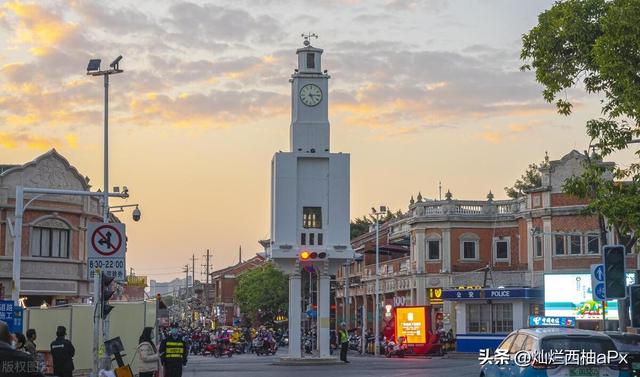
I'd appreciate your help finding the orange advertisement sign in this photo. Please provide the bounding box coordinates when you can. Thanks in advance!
[395,306,427,344]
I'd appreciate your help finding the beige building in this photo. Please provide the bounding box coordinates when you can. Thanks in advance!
[0,149,107,306]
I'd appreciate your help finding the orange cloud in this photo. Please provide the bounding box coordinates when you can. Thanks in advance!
[480,131,503,144]
[0,132,62,150]
[3,1,76,56]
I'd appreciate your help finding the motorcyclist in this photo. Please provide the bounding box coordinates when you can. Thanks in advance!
[159,323,187,377]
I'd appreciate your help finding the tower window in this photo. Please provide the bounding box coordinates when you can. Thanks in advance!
[317,233,323,246]
[309,233,315,245]
[307,53,315,69]
[303,207,322,228]
[301,233,306,245]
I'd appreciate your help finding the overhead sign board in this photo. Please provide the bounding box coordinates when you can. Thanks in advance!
[87,222,126,281]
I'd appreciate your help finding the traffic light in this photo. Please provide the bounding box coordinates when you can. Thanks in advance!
[100,272,115,318]
[356,306,363,327]
[630,285,640,327]
[604,245,626,299]
[299,250,327,261]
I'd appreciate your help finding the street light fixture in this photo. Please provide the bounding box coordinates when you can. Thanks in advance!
[87,55,123,223]
[371,205,387,356]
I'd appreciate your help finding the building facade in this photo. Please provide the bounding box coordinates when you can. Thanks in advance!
[0,149,105,306]
[336,150,638,351]
[209,254,266,327]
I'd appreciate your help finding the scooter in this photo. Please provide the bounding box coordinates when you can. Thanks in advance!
[385,337,409,358]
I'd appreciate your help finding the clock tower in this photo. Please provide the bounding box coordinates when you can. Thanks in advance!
[270,36,354,360]
[289,41,330,153]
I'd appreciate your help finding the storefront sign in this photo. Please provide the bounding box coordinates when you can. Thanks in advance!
[395,306,427,344]
[428,288,443,305]
[127,275,147,287]
[529,315,575,328]
[393,296,406,307]
[442,288,543,300]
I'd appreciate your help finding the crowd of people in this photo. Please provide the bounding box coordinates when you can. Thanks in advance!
[0,321,74,377]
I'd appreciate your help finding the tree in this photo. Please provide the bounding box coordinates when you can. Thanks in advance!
[234,263,288,325]
[504,153,550,199]
[521,0,640,251]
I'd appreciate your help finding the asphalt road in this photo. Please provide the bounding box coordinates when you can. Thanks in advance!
[180,352,481,377]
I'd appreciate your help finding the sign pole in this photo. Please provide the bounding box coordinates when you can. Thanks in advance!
[93,270,100,376]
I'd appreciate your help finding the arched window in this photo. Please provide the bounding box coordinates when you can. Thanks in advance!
[29,218,70,258]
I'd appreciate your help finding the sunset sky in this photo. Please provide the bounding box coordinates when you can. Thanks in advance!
[0,0,633,282]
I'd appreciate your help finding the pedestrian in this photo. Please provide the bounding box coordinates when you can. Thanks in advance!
[0,321,43,377]
[25,329,37,358]
[50,325,75,377]
[338,322,349,363]
[159,323,187,377]
[137,327,159,377]
[14,332,27,352]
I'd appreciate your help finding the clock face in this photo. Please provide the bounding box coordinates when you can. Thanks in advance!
[300,84,323,107]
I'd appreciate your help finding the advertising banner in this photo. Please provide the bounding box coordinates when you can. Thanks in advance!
[544,273,635,321]
[394,306,427,344]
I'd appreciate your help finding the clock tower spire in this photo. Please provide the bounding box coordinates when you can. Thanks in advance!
[290,34,330,153]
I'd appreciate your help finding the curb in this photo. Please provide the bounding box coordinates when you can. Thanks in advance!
[273,357,343,366]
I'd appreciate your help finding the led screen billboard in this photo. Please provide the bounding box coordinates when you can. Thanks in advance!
[544,273,635,321]
[395,306,427,344]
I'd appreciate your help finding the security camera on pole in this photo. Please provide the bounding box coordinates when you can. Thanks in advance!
[269,35,354,362]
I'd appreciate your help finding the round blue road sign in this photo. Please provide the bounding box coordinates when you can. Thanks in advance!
[595,283,605,300]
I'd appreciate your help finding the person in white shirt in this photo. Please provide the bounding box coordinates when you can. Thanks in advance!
[137,327,159,377]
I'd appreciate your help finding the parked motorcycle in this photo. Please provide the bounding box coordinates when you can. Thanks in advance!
[385,337,409,358]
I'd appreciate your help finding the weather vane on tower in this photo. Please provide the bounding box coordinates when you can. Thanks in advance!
[301,32,318,46]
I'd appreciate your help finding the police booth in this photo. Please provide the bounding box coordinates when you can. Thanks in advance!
[442,287,543,353]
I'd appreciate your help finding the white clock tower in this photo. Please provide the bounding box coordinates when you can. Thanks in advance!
[270,35,354,359]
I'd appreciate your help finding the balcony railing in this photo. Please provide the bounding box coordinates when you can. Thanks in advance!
[410,198,522,218]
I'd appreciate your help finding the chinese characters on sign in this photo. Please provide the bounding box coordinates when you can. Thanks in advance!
[395,306,427,344]
[528,315,576,328]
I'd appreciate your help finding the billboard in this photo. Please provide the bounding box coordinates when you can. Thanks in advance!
[395,306,427,344]
[544,273,635,321]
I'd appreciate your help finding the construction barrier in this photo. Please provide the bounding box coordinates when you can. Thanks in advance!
[24,300,156,374]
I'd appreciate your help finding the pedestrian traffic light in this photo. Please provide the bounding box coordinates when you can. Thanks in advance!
[630,285,640,328]
[100,272,115,318]
[604,245,626,299]
[299,250,327,261]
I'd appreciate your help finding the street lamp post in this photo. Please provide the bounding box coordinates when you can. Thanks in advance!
[371,205,387,356]
[87,55,123,376]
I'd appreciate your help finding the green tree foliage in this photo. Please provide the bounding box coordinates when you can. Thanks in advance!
[349,209,405,239]
[504,153,550,199]
[234,263,288,325]
[522,0,640,250]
